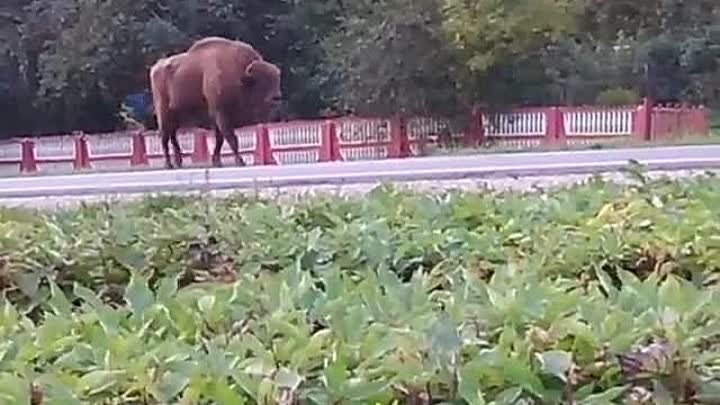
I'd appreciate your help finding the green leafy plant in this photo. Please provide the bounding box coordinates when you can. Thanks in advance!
[1,170,720,404]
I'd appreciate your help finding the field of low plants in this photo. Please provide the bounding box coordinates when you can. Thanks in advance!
[1,168,720,405]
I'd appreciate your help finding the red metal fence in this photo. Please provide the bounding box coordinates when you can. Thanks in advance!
[0,99,709,175]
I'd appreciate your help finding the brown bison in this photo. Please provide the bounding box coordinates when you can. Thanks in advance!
[149,36,282,169]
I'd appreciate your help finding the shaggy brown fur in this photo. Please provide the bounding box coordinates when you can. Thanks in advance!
[149,36,282,168]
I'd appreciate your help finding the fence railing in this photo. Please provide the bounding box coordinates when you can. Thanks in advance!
[0,99,709,175]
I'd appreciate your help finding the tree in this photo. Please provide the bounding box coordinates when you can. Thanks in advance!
[0,0,717,139]
[576,0,720,105]
[319,0,467,119]
[438,0,590,108]
[262,0,345,119]
[578,0,719,41]
[441,0,581,72]
[0,0,33,135]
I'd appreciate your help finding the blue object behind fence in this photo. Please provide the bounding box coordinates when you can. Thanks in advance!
[123,92,151,121]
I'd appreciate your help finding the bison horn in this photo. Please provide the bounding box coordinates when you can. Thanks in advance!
[242,60,262,86]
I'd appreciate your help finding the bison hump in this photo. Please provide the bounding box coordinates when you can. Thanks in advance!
[188,36,256,54]
[188,36,235,49]
[151,53,186,75]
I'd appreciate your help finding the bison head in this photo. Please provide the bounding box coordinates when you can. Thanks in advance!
[242,60,282,123]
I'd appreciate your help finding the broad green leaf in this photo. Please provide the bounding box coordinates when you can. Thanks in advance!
[34,374,83,405]
[241,357,275,377]
[694,380,720,403]
[0,373,29,405]
[0,341,18,365]
[428,312,462,360]
[205,343,232,378]
[575,383,597,401]
[323,359,347,392]
[198,295,216,315]
[35,314,72,347]
[458,364,487,405]
[73,284,103,309]
[125,272,154,319]
[500,356,544,397]
[494,386,523,404]
[275,368,303,390]
[78,370,125,396]
[257,377,274,405]
[658,275,695,313]
[536,350,573,382]
[47,281,72,317]
[13,272,40,299]
[211,380,245,405]
[157,275,179,302]
[152,371,190,403]
[593,267,617,298]
[343,379,391,402]
[577,386,627,405]
[112,245,146,272]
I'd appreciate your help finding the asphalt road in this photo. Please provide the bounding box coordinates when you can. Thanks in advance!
[1,144,719,199]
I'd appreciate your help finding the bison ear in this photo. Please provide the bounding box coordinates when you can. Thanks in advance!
[241,60,260,86]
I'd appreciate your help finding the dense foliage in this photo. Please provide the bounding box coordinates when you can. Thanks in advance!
[0,0,719,137]
[1,170,720,404]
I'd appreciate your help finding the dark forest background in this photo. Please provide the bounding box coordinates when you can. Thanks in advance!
[0,0,718,138]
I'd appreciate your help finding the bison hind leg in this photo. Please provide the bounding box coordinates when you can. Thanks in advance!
[212,126,224,168]
[170,134,183,168]
[215,113,245,167]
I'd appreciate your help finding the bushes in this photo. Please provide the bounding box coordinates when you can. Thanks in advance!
[4,171,719,303]
[1,171,720,404]
[595,88,640,106]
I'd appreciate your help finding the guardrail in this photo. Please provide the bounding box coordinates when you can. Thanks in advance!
[0,99,709,175]
[2,145,720,199]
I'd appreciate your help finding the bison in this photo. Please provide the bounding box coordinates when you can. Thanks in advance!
[149,36,282,169]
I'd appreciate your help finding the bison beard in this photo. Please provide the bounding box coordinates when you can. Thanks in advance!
[149,36,282,169]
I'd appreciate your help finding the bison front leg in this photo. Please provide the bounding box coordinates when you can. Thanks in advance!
[225,132,246,167]
[212,128,224,167]
[216,115,246,167]
[161,130,175,169]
